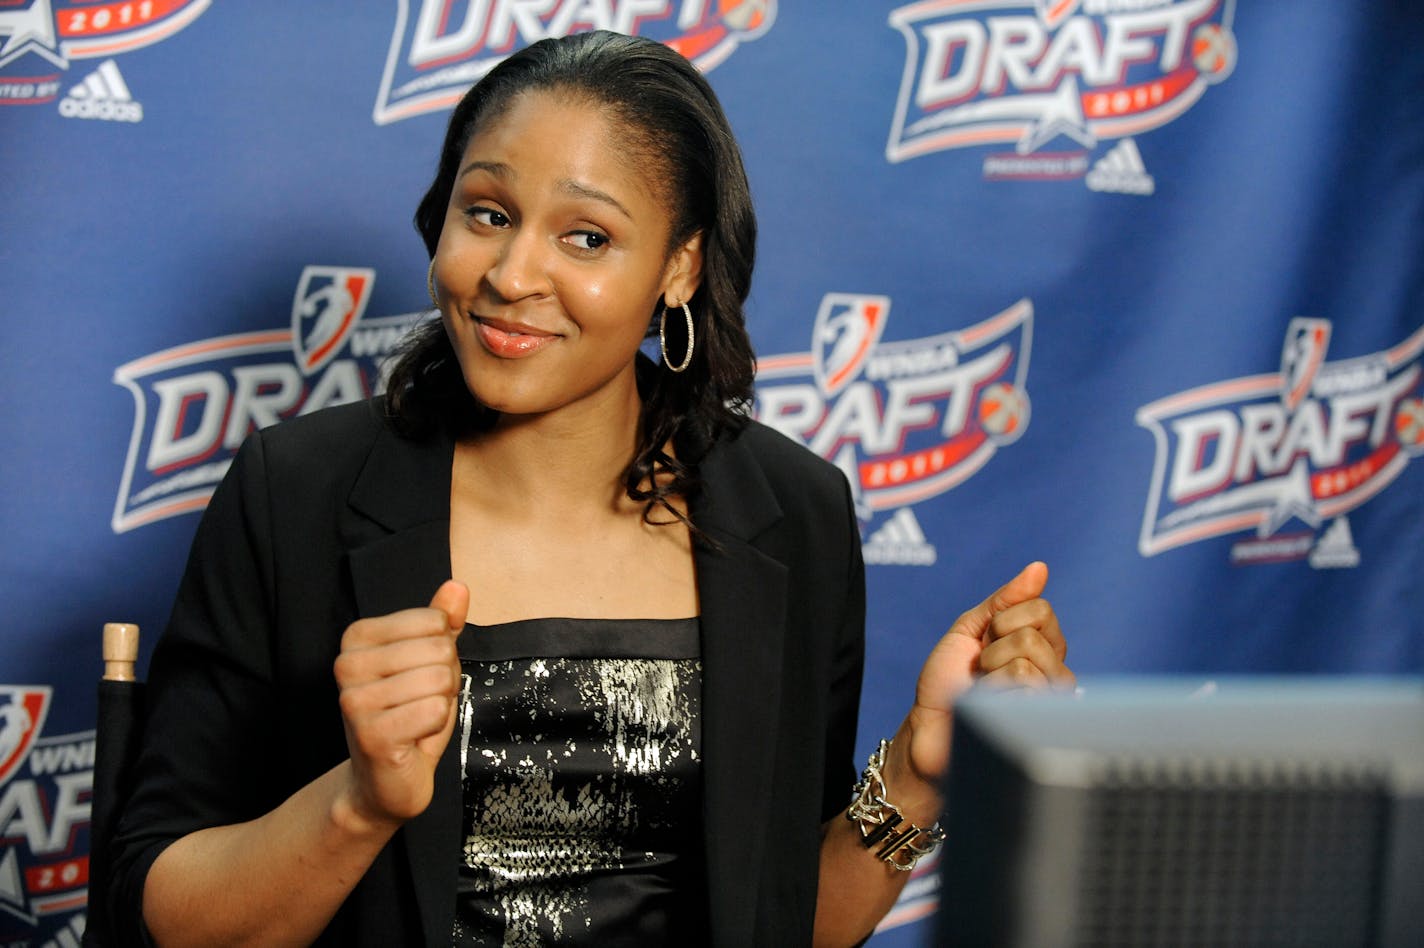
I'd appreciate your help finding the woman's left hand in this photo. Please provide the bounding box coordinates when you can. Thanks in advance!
[903,561,1075,786]
[814,562,1074,942]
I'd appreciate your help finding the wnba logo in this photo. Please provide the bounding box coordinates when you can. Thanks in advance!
[0,687,49,788]
[886,0,1237,186]
[755,294,1034,547]
[373,0,777,124]
[111,266,424,532]
[1137,318,1424,565]
[0,684,94,944]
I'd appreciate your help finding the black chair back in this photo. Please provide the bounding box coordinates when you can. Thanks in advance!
[84,623,145,948]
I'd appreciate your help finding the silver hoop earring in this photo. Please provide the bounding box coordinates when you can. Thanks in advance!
[427,259,439,309]
[659,301,694,373]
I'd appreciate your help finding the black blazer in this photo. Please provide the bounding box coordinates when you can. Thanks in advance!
[111,400,866,946]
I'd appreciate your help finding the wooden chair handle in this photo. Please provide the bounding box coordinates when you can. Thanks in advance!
[102,622,140,682]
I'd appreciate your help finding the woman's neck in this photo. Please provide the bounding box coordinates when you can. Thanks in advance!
[453,384,644,518]
[447,381,698,625]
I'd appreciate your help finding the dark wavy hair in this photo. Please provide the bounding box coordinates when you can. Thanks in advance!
[385,30,757,528]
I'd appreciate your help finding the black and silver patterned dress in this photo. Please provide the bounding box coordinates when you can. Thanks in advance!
[450,617,704,946]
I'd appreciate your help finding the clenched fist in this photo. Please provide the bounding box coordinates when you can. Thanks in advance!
[333,580,468,827]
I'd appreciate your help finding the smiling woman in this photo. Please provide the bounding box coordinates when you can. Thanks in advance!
[107,30,1073,948]
[433,96,701,423]
[392,29,758,536]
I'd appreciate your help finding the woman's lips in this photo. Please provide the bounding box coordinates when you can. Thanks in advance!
[474,317,558,358]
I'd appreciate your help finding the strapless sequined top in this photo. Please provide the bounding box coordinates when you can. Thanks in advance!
[450,616,704,946]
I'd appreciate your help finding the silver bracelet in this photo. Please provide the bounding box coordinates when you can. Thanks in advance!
[845,738,945,872]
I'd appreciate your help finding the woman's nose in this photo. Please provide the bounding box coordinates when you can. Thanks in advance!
[483,228,550,302]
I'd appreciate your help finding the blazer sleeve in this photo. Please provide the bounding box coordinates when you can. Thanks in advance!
[107,432,284,946]
[820,470,867,824]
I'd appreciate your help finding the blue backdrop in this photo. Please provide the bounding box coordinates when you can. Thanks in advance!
[2,2,1421,943]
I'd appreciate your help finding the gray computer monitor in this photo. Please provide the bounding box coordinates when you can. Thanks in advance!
[935,678,1424,947]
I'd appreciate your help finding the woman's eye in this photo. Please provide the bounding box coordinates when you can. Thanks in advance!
[566,231,608,251]
[465,206,509,228]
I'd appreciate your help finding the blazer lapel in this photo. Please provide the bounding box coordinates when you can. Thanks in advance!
[344,422,461,946]
[693,430,788,945]
[345,419,454,620]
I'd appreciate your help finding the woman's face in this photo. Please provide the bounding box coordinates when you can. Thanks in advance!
[431,90,703,424]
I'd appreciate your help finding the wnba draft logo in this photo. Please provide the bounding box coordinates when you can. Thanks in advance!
[754,295,1033,566]
[111,266,425,533]
[886,0,1236,192]
[1137,318,1424,567]
[374,0,775,124]
[0,686,94,945]
[0,0,209,112]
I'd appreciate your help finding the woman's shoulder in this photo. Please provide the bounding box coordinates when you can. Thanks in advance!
[697,420,860,564]
[255,397,387,454]
[238,397,412,491]
[730,418,829,464]
[709,418,850,502]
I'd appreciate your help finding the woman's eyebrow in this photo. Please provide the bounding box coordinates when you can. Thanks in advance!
[455,160,632,220]
[457,159,510,180]
[558,178,633,220]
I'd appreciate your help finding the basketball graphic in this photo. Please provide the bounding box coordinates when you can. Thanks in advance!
[1396,397,1424,452]
[1192,23,1236,83]
[978,382,1030,444]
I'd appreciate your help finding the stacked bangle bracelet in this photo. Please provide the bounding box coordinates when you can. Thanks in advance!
[846,739,945,871]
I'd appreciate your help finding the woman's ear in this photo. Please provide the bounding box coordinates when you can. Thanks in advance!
[662,231,704,307]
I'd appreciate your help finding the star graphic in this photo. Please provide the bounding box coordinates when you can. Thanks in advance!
[0,848,38,926]
[1015,77,1096,155]
[0,0,64,70]
[1259,458,1322,537]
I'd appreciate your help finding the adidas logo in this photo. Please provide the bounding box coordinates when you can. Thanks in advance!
[1086,138,1154,195]
[59,59,143,123]
[862,508,937,567]
[1309,516,1360,570]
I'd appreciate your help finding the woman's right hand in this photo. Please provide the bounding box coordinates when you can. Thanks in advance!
[333,579,468,828]
[142,581,468,947]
